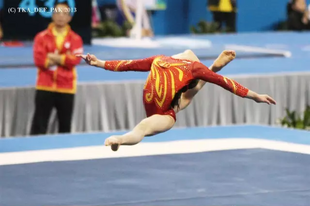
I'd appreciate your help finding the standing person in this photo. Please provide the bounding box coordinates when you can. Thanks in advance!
[92,0,101,29]
[208,0,237,32]
[0,4,3,39]
[31,2,83,135]
[117,0,153,37]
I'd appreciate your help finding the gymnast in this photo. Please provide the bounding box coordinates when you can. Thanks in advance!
[78,50,276,151]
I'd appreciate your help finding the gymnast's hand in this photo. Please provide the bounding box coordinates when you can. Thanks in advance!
[253,93,276,105]
[245,90,276,105]
[77,53,99,66]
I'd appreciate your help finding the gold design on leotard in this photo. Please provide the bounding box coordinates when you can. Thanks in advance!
[229,79,237,94]
[146,57,167,108]
[144,57,162,104]
[224,77,237,94]
[158,60,185,81]
[175,67,184,81]
[170,62,187,67]
[155,70,168,108]
[145,56,186,108]
[115,60,125,71]
[145,83,154,102]
[124,60,133,65]
[115,60,133,71]
[169,70,175,98]
[154,67,163,98]
[158,61,170,68]
[223,77,228,84]
[170,62,186,81]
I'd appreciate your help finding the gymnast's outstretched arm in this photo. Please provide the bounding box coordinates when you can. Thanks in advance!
[191,62,276,104]
[77,53,158,72]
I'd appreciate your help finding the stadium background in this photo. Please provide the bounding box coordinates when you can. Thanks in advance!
[0,0,310,206]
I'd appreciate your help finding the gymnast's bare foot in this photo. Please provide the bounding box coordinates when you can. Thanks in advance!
[104,136,121,151]
[212,50,236,73]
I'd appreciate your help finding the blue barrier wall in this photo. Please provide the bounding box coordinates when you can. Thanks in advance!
[97,0,115,6]
[238,0,286,32]
[1,0,309,34]
[120,0,310,34]
[152,0,310,34]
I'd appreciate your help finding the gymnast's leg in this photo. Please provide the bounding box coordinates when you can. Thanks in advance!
[172,49,236,72]
[172,49,200,62]
[105,114,175,151]
[174,50,236,111]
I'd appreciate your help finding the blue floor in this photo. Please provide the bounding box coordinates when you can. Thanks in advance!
[1,32,310,87]
[1,31,310,66]
[1,125,310,205]
[1,32,310,206]
[1,125,310,153]
[0,149,310,206]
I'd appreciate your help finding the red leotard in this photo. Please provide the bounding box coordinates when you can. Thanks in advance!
[104,55,249,121]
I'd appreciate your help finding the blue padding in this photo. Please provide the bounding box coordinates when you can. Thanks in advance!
[1,149,310,206]
[1,125,309,153]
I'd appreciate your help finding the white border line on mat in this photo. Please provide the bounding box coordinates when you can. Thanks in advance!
[1,138,310,166]
[225,44,292,58]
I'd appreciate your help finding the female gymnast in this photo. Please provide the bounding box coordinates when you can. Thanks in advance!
[78,50,276,151]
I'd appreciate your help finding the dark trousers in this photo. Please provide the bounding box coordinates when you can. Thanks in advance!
[212,11,236,32]
[287,11,310,31]
[30,90,75,135]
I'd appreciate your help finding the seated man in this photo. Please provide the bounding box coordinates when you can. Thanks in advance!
[287,0,310,30]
